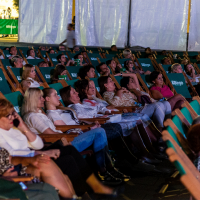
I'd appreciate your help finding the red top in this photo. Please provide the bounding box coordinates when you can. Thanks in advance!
[150,85,174,98]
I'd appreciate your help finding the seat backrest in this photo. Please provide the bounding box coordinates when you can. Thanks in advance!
[2,50,11,58]
[89,78,101,92]
[10,68,23,83]
[167,73,191,98]
[166,115,188,143]
[66,66,82,80]
[27,59,44,66]
[39,67,55,84]
[66,79,78,88]
[48,54,60,62]
[1,59,12,69]
[87,53,101,61]
[137,58,155,72]
[166,126,181,147]
[117,58,132,67]
[139,74,152,88]
[18,47,30,57]
[162,65,172,73]
[91,60,100,67]
[190,100,200,115]
[48,83,64,104]
[0,68,12,94]
[180,107,193,126]
[4,91,23,116]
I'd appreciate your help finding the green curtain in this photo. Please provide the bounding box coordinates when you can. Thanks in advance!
[0,19,18,34]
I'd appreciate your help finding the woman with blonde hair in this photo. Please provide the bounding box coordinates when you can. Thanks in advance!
[21,88,123,192]
[21,64,42,92]
[10,55,23,68]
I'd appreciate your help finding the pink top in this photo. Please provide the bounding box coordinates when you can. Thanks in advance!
[150,85,174,98]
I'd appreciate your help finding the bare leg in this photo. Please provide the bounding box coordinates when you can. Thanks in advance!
[26,160,75,198]
[86,173,113,194]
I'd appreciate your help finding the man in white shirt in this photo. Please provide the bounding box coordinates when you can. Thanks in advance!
[60,24,76,49]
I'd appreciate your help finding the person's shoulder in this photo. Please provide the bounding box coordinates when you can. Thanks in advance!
[150,85,158,90]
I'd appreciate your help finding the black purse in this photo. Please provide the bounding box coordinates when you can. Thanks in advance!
[138,95,152,105]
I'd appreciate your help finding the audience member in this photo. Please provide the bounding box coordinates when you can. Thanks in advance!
[110,45,118,52]
[78,64,96,79]
[10,55,23,68]
[26,49,40,59]
[21,64,41,92]
[57,54,74,66]
[149,70,185,110]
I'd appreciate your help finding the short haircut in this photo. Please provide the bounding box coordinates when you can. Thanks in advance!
[106,60,112,66]
[78,64,95,79]
[27,49,34,57]
[111,45,116,49]
[38,61,49,67]
[68,23,73,28]
[96,63,106,73]
[10,55,22,67]
[171,63,181,73]
[74,53,81,59]
[120,77,131,90]
[161,57,168,64]
[9,46,15,53]
[56,54,63,62]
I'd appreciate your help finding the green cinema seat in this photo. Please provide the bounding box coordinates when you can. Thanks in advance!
[39,67,55,84]
[0,68,12,94]
[4,91,24,116]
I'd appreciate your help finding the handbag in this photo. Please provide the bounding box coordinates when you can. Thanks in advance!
[138,95,152,105]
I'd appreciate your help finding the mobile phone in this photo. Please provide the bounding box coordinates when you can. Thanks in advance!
[13,118,20,127]
[19,182,28,190]
[11,164,22,175]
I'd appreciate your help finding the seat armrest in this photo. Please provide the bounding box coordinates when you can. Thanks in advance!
[79,118,110,124]
[55,124,94,132]
[39,133,78,143]
[1,176,33,182]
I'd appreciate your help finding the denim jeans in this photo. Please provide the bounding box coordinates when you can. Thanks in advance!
[71,127,111,170]
[140,102,167,128]
[71,127,108,153]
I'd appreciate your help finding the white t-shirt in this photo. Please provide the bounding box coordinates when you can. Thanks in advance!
[0,127,43,157]
[66,30,75,48]
[0,55,4,59]
[46,109,79,125]
[27,77,40,88]
[26,56,40,59]
[23,111,62,135]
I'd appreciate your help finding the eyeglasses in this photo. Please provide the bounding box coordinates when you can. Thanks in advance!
[6,110,16,120]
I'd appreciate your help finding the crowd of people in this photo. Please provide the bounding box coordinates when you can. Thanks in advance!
[0,41,200,199]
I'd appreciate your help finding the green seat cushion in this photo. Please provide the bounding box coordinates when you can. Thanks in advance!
[138,58,155,72]
[190,100,200,115]
[49,83,64,105]
[0,68,12,94]
[167,73,191,98]
[39,67,55,84]
[5,91,23,115]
